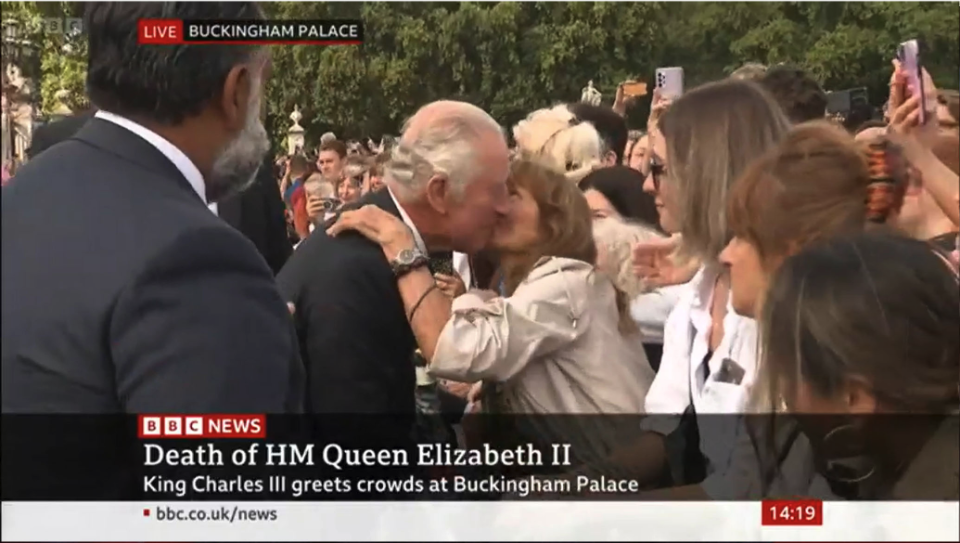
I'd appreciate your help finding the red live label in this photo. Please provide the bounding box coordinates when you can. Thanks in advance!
[138,414,265,438]
[138,19,184,45]
[761,499,823,526]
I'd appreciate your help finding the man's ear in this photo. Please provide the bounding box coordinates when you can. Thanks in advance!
[219,64,253,132]
[424,174,451,214]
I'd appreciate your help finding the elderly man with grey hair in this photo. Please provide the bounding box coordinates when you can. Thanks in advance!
[277,101,510,426]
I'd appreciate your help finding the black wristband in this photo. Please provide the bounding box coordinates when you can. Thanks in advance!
[408,283,439,322]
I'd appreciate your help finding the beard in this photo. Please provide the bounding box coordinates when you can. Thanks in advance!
[206,85,271,203]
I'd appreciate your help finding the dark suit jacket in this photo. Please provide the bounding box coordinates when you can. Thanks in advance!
[1,118,304,414]
[27,111,292,275]
[26,111,95,159]
[218,158,292,275]
[277,189,417,416]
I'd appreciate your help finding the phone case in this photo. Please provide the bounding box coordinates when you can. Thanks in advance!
[897,40,925,125]
[656,67,684,99]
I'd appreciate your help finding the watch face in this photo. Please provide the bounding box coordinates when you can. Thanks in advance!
[397,249,417,265]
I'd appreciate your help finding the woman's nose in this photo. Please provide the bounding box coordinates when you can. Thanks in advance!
[642,173,656,194]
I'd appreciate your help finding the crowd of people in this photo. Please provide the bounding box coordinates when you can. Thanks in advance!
[2,2,958,503]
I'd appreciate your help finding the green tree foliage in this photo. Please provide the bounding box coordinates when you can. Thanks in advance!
[7,2,958,142]
[2,1,87,114]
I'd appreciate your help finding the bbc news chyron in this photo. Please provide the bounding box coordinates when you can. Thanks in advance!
[143,441,573,469]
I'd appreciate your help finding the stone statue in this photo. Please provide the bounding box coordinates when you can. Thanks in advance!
[580,80,602,106]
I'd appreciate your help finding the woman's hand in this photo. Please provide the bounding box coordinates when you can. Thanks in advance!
[612,81,638,117]
[887,60,939,150]
[647,89,672,135]
[434,273,466,298]
[632,235,698,287]
[326,204,416,257]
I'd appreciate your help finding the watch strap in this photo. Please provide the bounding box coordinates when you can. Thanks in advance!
[391,254,430,278]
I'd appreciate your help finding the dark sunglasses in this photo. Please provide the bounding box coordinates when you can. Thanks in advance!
[649,154,666,191]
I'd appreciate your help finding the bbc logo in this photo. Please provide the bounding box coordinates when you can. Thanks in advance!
[42,18,83,36]
[141,416,205,437]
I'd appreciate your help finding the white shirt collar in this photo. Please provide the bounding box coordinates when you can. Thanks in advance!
[387,187,427,254]
[94,110,217,216]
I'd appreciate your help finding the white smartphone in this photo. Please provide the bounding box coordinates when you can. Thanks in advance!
[897,39,926,125]
[656,67,684,99]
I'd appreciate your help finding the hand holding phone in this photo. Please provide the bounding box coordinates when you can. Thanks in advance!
[655,67,684,100]
[897,40,926,125]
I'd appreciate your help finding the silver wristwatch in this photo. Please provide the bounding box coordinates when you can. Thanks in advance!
[389,247,429,278]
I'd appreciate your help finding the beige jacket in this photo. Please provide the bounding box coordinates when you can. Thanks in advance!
[429,257,655,414]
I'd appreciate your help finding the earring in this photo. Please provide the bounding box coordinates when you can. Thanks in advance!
[821,423,877,484]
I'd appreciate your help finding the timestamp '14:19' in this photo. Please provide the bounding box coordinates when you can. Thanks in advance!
[761,499,823,526]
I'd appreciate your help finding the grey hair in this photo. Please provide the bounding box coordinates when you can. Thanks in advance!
[385,103,503,201]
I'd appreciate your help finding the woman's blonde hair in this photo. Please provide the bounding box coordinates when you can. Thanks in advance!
[504,155,636,334]
[513,105,603,184]
[659,79,792,262]
[593,217,665,299]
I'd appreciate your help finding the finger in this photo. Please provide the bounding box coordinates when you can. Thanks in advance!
[889,95,920,125]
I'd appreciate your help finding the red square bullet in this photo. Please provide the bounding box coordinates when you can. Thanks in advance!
[143,509,150,517]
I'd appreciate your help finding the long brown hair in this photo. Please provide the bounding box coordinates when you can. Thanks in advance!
[658,79,792,262]
[502,156,636,333]
[728,122,903,264]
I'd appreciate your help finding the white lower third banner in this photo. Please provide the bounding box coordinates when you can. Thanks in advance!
[2,501,958,541]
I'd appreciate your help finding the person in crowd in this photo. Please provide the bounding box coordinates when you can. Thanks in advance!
[623,130,642,166]
[303,173,337,230]
[336,154,367,206]
[317,139,346,179]
[327,156,654,466]
[894,133,959,253]
[722,121,905,319]
[568,101,630,167]
[278,100,510,420]
[885,62,960,231]
[513,104,604,184]
[626,130,649,174]
[755,233,958,500]
[2,2,304,414]
[610,79,791,488]
[937,89,959,134]
[365,153,388,193]
[579,165,660,227]
[27,109,97,158]
[759,65,828,124]
[281,154,310,205]
[729,62,768,81]
[592,216,679,373]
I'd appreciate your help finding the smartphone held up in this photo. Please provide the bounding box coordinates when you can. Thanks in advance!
[655,67,684,100]
[897,39,926,125]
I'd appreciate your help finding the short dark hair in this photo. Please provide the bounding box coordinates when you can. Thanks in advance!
[319,140,347,159]
[759,66,827,124]
[84,2,264,125]
[567,102,629,163]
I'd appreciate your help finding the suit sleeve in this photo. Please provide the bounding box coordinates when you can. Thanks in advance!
[110,226,300,413]
[281,248,409,413]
